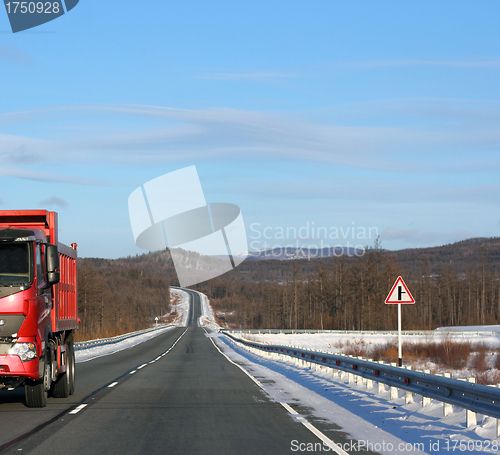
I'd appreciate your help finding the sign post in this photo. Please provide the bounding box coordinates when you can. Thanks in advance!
[385,276,415,367]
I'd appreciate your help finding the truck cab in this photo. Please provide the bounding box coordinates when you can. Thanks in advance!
[0,211,77,407]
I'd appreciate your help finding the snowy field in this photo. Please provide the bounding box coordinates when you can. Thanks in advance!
[234,331,500,353]
[75,287,190,363]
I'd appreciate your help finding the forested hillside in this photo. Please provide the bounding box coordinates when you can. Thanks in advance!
[76,237,500,338]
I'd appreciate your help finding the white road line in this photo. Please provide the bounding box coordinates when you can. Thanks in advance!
[280,402,298,415]
[127,328,189,376]
[69,404,87,415]
[301,421,349,455]
[207,329,348,455]
[108,382,118,388]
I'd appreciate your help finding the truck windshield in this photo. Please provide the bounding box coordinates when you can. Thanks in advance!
[0,243,31,286]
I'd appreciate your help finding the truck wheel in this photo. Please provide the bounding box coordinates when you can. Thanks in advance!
[67,341,75,395]
[52,346,70,398]
[25,361,50,408]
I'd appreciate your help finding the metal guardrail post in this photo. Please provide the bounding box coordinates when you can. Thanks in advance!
[466,378,477,427]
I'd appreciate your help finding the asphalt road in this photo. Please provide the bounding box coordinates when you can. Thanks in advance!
[0,290,330,455]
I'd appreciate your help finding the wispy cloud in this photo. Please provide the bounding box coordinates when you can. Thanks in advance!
[0,45,33,66]
[38,196,69,208]
[1,100,500,177]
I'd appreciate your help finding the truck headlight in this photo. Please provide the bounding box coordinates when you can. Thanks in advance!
[8,343,37,362]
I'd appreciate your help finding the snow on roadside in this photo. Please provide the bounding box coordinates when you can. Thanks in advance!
[197,290,220,330]
[75,326,176,363]
[76,287,190,363]
[169,287,191,326]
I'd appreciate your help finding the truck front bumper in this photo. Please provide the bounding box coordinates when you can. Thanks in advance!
[0,354,39,381]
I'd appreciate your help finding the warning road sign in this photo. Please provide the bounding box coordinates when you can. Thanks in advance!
[385,276,415,304]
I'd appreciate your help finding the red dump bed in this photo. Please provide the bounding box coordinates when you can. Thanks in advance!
[53,242,78,332]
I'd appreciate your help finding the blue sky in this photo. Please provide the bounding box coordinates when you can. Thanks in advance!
[1,1,499,258]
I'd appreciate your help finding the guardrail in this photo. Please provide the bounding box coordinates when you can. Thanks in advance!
[74,324,174,351]
[222,328,500,337]
[222,330,500,434]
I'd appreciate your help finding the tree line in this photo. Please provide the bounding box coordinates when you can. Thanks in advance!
[195,239,500,331]
[75,237,500,339]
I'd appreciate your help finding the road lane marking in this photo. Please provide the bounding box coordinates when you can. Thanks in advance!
[69,404,87,415]
[128,328,189,375]
[280,402,298,414]
[108,382,118,388]
[206,329,348,455]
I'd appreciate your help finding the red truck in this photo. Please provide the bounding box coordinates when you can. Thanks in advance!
[0,210,78,407]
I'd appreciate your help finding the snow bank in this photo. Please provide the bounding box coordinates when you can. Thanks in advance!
[75,325,176,363]
[169,287,191,327]
[197,291,219,329]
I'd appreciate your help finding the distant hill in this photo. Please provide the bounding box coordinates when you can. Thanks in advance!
[392,237,500,275]
[239,237,500,272]
[104,236,500,284]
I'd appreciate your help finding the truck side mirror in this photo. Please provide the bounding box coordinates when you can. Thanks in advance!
[45,244,60,286]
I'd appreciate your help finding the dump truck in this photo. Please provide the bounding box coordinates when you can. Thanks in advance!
[0,210,77,407]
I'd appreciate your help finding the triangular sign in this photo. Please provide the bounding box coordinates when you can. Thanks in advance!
[385,276,415,304]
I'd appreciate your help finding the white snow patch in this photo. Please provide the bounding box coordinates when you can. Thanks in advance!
[169,287,191,326]
[75,325,176,363]
[197,291,220,330]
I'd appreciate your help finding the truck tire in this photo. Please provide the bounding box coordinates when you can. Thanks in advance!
[52,345,70,398]
[25,361,50,408]
[67,341,75,395]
